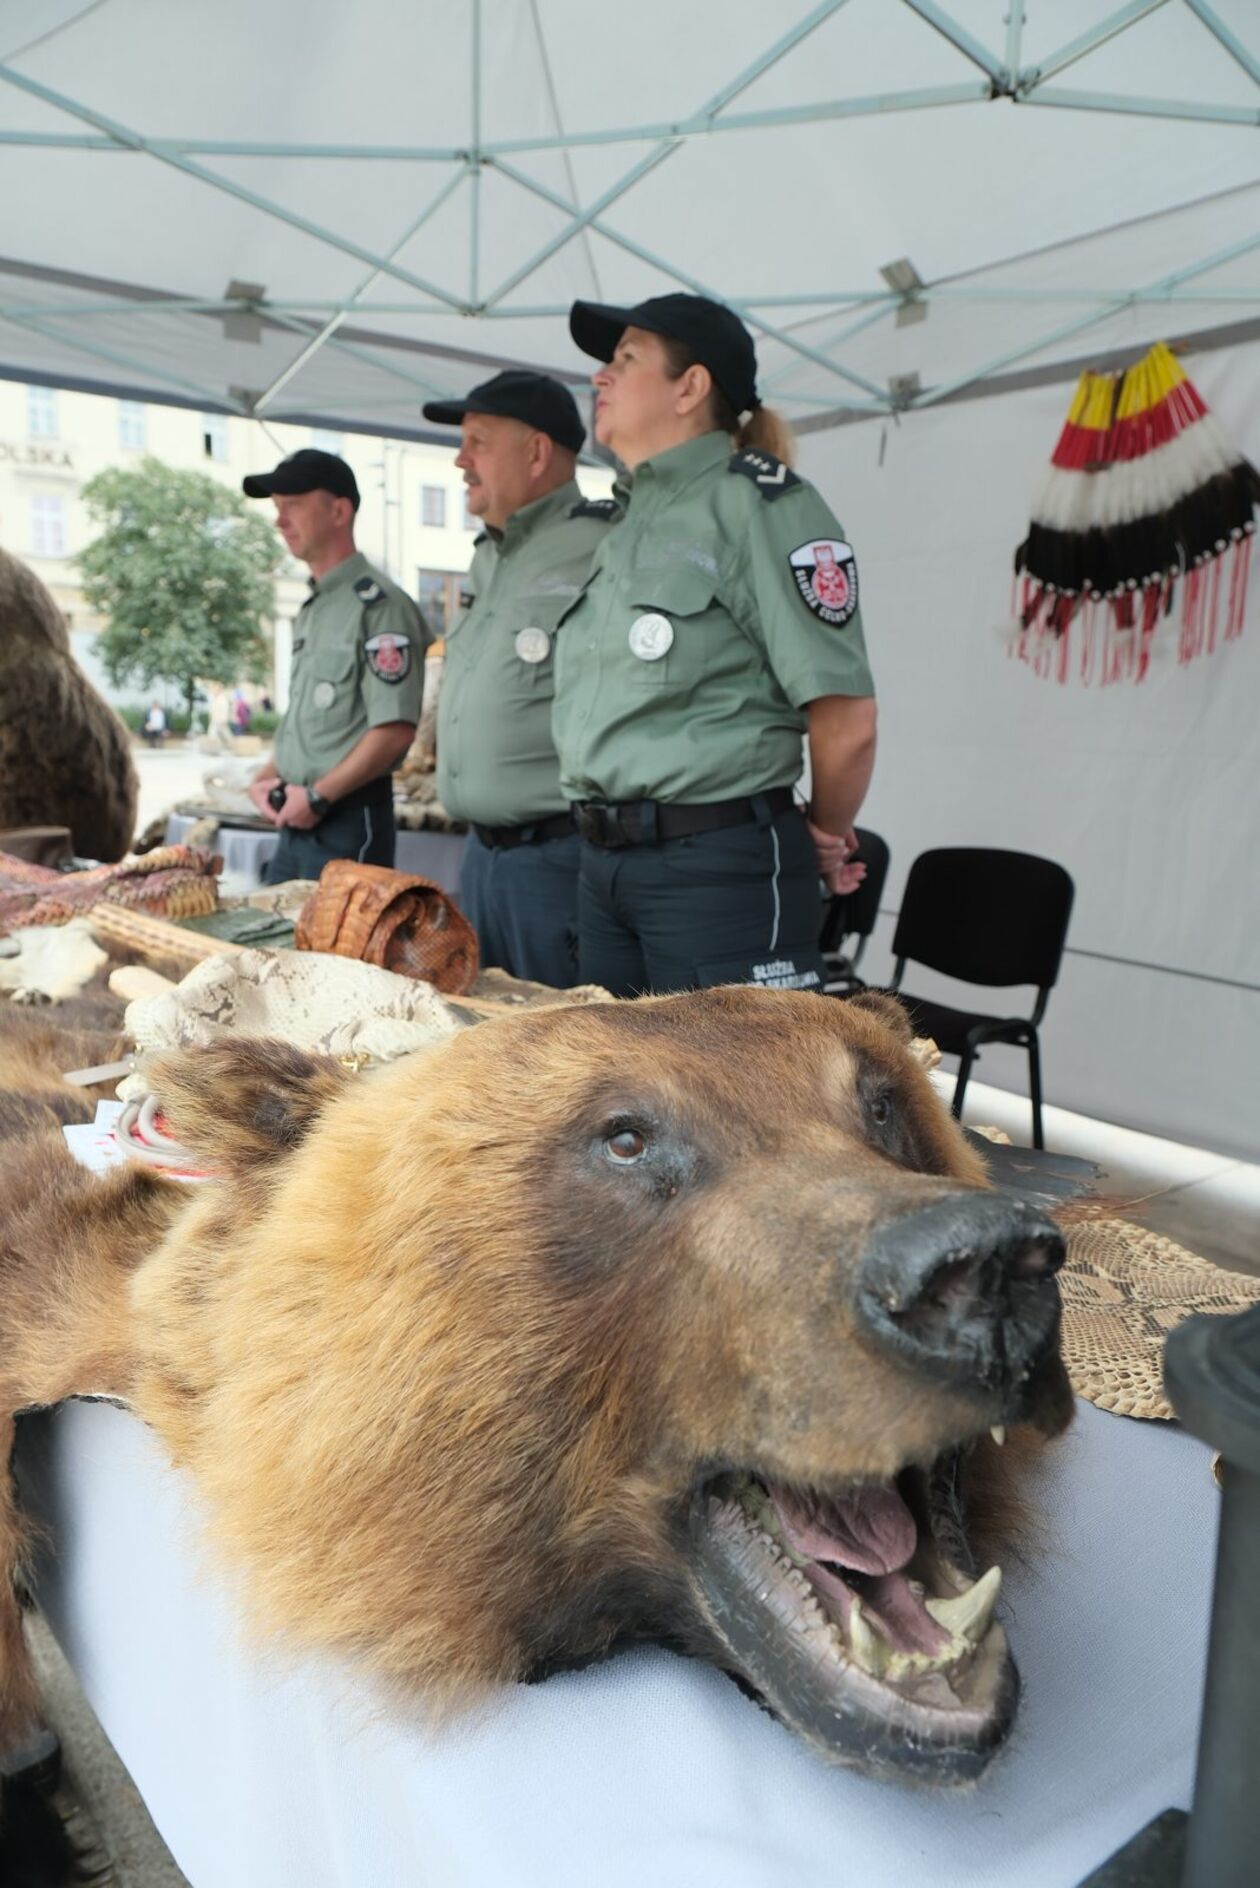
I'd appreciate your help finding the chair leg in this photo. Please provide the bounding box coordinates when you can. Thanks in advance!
[952,1045,977,1121]
[1027,1030,1044,1150]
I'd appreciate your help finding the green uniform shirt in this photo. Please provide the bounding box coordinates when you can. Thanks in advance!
[552,430,874,805]
[274,550,428,787]
[436,481,615,827]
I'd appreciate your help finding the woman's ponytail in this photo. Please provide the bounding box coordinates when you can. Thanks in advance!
[735,405,796,468]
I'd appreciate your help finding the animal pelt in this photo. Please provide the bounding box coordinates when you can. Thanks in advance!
[0,988,127,1144]
[0,547,138,862]
[0,986,1073,1790]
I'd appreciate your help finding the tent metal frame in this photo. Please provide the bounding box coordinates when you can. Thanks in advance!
[0,0,1255,432]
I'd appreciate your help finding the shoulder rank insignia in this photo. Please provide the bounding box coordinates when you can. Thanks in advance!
[728,449,801,500]
[569,497,619,521]
[354,575,386,605]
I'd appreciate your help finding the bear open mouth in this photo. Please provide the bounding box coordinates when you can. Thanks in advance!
[689,1447,1017,1785]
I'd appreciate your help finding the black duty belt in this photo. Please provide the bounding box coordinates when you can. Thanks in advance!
[472,811,575,850]
[573,787,796,850]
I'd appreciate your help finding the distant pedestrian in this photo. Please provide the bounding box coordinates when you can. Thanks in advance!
[142,700,167,748]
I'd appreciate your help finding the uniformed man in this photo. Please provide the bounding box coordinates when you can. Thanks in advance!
[421,371,617,987]
[555,293,878,998]
[241,449,427,883]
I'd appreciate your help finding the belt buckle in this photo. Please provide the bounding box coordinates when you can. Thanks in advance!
[577,803,628,849]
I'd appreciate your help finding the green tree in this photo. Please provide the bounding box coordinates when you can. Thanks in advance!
[76,456,283,719]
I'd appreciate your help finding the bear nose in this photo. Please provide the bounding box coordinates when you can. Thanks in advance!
[854,1193,1066,1404]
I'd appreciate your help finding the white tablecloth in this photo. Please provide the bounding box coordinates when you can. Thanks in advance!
[17,1398,1217,1888]
[165,814,279,887]
[163,816,466,895]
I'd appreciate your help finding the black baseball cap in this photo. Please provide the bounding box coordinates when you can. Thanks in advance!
[242,448,360,511]
[569,293,760,417]
[423,370,585,453]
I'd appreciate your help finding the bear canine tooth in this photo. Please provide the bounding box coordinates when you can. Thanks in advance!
[847,1599,887,1677]
[925,1565,1002,1646]
[990,1425,1007,1446]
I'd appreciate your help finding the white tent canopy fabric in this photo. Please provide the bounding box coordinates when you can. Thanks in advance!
[1,0,1258,440]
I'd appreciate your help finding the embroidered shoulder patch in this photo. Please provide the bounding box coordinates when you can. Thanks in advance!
[458,589,475,611]
[569,497,619,521]
[364,632,412,682]
[728,449,801,500]
[788,539,859,627]
[354,575,386,605]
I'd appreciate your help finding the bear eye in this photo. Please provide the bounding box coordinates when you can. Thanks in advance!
[604,1126,648,1164]
[869,1093,892,1128]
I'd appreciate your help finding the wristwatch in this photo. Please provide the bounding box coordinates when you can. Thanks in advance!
[307,784,332,819]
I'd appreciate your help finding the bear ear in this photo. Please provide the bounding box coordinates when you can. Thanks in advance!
[147,1039,349,1174]
[842,988,916,1044]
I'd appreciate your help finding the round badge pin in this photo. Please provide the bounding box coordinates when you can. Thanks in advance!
[628,612,674,661]
[514,626,551,664]
[313,681,336,709]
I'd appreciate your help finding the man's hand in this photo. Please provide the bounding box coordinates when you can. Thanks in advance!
[807,819,867,897]
[274,785,322,831]
[247,776,281,822]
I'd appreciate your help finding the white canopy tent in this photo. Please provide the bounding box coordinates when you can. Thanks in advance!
[1,0,1257,1154]
[0,0,1257,435]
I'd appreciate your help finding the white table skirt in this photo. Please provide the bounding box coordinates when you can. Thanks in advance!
[165,814,279,888]
[163,815,466,896]
[17,1398,1218,1888]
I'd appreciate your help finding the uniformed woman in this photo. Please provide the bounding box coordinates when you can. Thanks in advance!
[553,292,877,998]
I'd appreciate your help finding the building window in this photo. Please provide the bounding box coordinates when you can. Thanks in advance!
[416,568,464,638]
[118,400,146,450]
[202,413,230,460]
[30,494,67,557]
[309,428,344,457]
[421,484,446,528]
[27,385,58,439]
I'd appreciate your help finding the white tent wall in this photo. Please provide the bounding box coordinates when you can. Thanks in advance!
[795,339,1260,1159]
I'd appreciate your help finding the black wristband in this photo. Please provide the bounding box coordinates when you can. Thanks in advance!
[307,784,332,818]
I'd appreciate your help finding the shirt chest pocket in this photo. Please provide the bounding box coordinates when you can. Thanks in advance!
[624,563,722,690]
[306,642,360,737]
[506,593,571,695]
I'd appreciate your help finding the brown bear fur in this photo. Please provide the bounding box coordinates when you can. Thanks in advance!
[0,546,138,861]
[0,987,1072,1779]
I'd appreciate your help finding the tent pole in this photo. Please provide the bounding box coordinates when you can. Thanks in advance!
[1180,0,1260,87]
[1016,1,1173,93]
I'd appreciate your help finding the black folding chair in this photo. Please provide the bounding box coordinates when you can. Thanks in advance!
[888,848,1074,1149]
[819,827,890,995]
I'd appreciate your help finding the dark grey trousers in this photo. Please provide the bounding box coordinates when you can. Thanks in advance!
[264,798,395,884]
[577,809,825,998]
[458,830,580,989]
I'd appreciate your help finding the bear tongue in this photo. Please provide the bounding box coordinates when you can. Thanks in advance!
[769,1481,916,1577]
[768,1482,953,1659]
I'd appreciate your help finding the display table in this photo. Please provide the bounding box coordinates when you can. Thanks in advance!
[163,815,467,895]
[164,813,279,887]
[17,1396,1217,1888]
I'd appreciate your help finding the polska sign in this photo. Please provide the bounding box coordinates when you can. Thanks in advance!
[0,442,73,468]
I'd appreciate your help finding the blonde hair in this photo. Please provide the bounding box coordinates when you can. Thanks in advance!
[659,335,797,468]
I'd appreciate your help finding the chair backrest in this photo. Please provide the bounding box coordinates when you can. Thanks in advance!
[819,827,890,956]
[891,847,1074,991]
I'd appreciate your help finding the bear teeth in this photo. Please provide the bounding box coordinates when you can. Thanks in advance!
[924,1565,1002,1648]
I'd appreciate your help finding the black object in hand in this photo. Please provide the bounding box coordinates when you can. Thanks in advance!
[267,782,288,813]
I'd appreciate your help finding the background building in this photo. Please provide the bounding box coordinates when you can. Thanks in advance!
[0,381,612,713]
